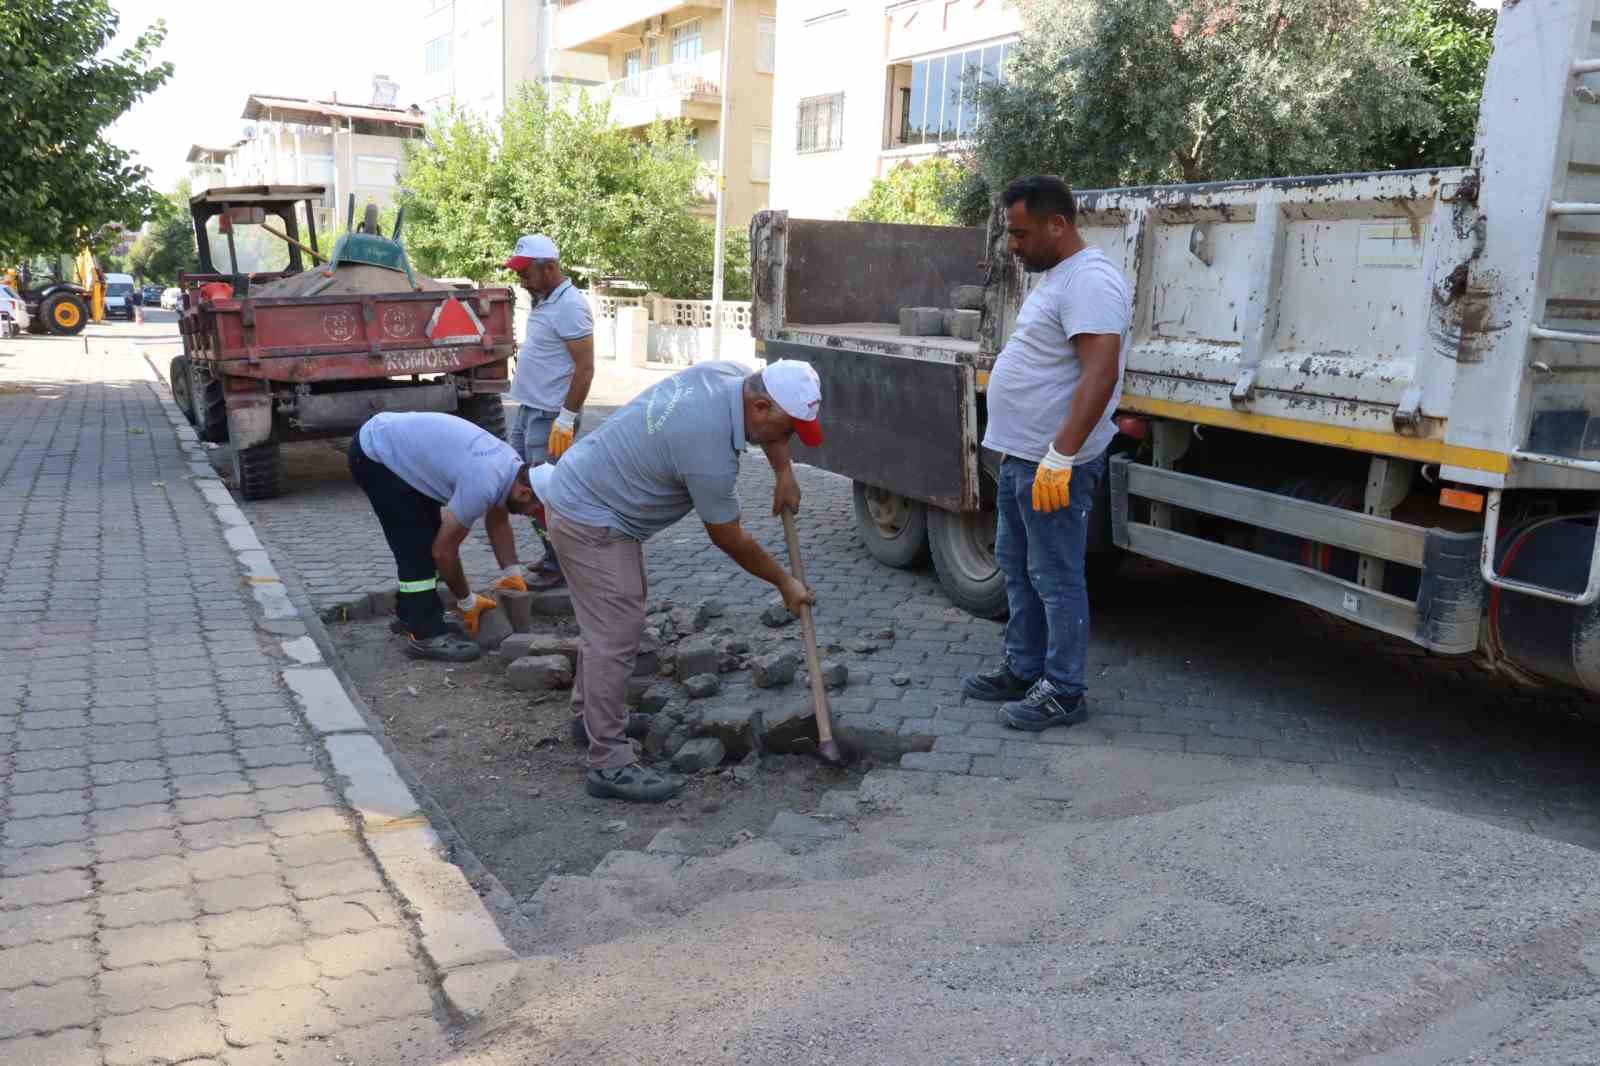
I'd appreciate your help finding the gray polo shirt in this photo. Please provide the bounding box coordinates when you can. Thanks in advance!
[509,279,594,412]
[358,412,522,528]
[531,361,746,540]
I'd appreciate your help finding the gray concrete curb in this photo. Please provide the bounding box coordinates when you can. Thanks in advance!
[137,357,523,1020]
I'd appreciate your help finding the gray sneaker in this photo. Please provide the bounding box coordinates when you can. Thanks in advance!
[585,763,683,803]
[405,632,481,663]
[1000,678,1088,732]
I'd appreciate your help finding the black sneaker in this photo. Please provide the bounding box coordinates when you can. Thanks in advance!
[405,632,482,663]
[585,763,683,803]
[962,658,1038,702]
[1000,679,1088,732]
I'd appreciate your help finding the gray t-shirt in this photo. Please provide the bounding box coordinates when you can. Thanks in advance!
[982,246,1130,464]
[531,361,747,540]
[509,279,594,412]
[359,412,522,528]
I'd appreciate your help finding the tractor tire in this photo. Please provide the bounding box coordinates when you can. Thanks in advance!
[192,365,228,443]
[43,293,88,336]
[169,356,196,423]
[458,393,507,440]
[232,441,281,501]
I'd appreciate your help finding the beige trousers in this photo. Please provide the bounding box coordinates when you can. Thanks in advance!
[547,507,647,771]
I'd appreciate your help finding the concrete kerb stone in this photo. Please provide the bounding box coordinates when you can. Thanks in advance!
[325,734,425,827]
[282,668,365,734]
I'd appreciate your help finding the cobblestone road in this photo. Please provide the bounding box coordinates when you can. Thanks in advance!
[224,374,1600,856]
[0,328,509,1065]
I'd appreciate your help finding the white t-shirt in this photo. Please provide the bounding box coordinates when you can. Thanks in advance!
[982,246,1130,464]
[509,279,594,412]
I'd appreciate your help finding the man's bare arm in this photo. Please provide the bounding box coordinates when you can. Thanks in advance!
[431,511,473,600]
[483,504,518,569]
[703,517,812,611]
[1052,333,1122,455]
[561,335,595,412]
[762,438,801,516]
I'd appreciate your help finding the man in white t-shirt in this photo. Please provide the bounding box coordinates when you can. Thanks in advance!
[504,233,595,589]
[962,176,1130,732]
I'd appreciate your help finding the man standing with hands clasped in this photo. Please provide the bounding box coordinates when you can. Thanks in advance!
[962,176,1130,731]
[504,233,594,589]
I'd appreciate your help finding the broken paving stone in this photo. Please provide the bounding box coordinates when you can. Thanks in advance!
[844,638,880,654]
[683,673,720,699]
[752,652,799,689]
[644,714,676,757]
[768,810,845,853]
[674,638,719,679]
[632,649,660,677]
[646,600,673,617]
[670,604,712,635]
[732,751,761,784]
[692,705,759,759]
[871,627,896,641]
[624,713,652,740]
[522,636,578,667]
[721,638,751,655]
[531,590,573,617]
[473,603,515,651]
[647,827,693,854]
[819,660,848,689]
[760,604,795,628]
[759,700,819,755]
[663,729,690,758]
[625,676,653,706]
[697,597,725,619]
[639,683,677,715]
[497,633,538,664]
[425,725,450,741]
[891,672,911,687]
[672,737,726,773]
[716,653,742,674]
[507,655,574,692]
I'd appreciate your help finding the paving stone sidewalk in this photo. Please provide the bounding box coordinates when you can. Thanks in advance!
[0,332,515,1065]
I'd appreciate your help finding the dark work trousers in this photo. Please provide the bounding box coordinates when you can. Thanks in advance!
[347,435,447,639]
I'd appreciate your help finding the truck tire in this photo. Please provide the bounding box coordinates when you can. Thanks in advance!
[851,482,930,569]
[232,441,281,500]
[43,293,88,336]
[192,365,228,443]
[928,505,1008,619]
[169,356,195,423]
[458,393,507,440]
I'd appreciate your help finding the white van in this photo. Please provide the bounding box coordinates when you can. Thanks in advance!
[104,272,137,320]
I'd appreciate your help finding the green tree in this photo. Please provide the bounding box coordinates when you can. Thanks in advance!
[127,182,198,285]
[848,157,964,226]
[1376,0,1497,169]
[0,0,173,256]
[959,0,1445,221]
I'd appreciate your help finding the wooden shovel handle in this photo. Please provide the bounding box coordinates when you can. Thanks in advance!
[781,510,834,746]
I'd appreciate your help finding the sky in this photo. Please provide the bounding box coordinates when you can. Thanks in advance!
[107,0,424,193]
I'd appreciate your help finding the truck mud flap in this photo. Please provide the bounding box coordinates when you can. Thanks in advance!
[296,382,458,432]
[1110,456,1482,654]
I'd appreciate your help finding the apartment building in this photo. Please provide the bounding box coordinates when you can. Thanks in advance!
[552,0,778,227]
[185,87,427,235]
[770,0,1022,220]
[420,0,608,117]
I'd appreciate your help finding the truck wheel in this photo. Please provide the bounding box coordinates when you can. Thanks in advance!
[193,365,228,443]
[169,356,196,423]
[458,393,507,440]
[851,482,929,568]
[44,293,88,336]
[928,505,1008,619]
[232,441,281,500]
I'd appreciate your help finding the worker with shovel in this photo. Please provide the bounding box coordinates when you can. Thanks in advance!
[530,360,821,803]
[349,411,543,663]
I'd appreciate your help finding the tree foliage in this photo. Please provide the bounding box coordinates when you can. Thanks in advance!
[1375,0,1497,169]
[0,0,173,257]
[848,157,965,226]
[127,181,197,285]
[402,86,746,299]
[958,0,1474,222]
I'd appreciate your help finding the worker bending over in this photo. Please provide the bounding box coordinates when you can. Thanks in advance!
[533,360,823,803]
[349,411,540,663]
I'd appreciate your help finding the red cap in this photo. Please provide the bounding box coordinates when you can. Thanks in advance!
[503,255,533,272]
[792,418,824,448]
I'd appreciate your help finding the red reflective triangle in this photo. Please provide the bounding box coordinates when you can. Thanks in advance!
[427,296,483,341]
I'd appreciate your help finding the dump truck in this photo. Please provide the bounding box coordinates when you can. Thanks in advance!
[752,0,1600,695]
[170,185,514,499]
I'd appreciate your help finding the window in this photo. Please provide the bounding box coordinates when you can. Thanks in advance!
[752,126,771,182]
[356,155,399,186]
[624,48,642,78]
[671,19,703,64]
[424,35,451,76]
[796,93,844,154]
[889,39,1016,148]
[757,15,777,74]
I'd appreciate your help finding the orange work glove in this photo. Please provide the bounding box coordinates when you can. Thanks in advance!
[490,565,527,593]
[457,594,498,638]
[547,407,578,459]
[1031,446,1075,514]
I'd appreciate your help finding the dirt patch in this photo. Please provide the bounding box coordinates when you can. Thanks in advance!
[328,615,867,905]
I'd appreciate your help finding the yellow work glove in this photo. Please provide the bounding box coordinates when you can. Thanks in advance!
[457,594,497,638]
[546,407,578,459]
[490,565,527,594]
[1031,445,1075,514]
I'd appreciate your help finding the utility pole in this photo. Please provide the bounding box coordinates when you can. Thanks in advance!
[710,0,734,360]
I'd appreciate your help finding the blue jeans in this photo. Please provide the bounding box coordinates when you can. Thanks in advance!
[994,450,1108,699]
[508,405,567,570]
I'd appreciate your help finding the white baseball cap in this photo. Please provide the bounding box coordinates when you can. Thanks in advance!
[504,233,559,270]
[762,359,824,447]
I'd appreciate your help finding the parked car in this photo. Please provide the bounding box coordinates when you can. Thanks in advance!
[0,284,30,336]
[104,273,137,320]
[160,287,182,310]
[142,284,163,305]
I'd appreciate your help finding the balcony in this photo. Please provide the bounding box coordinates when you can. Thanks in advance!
[589,58,722,129]
[554,0,706,51]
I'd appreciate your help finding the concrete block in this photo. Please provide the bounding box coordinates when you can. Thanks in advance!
[367,826,513,971]
[693,704,760,759]
[625,676,653,706]
[820,659,848,689]
[898,306,945,336]
[324,733,422,827]
[672,737,725,773]
[633,649,660,677]
[759,700,819,754]
[441,960,524,1022]
[282,667,366,734]
[951,284,986,310]
[675,638,719,678]
[472,602,514,652]
[752,652,799,689]
[523,635,579,667]
[683,673,720,699]
[638,682,677,714]
[945,308,981,341]
[497,589,532,633]
[531,590,573,616]
[497,633,538,664]
[507,655,573,692]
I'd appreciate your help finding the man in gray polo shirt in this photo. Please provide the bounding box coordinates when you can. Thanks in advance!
[504,233,594,589]
[531,359,822,803]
